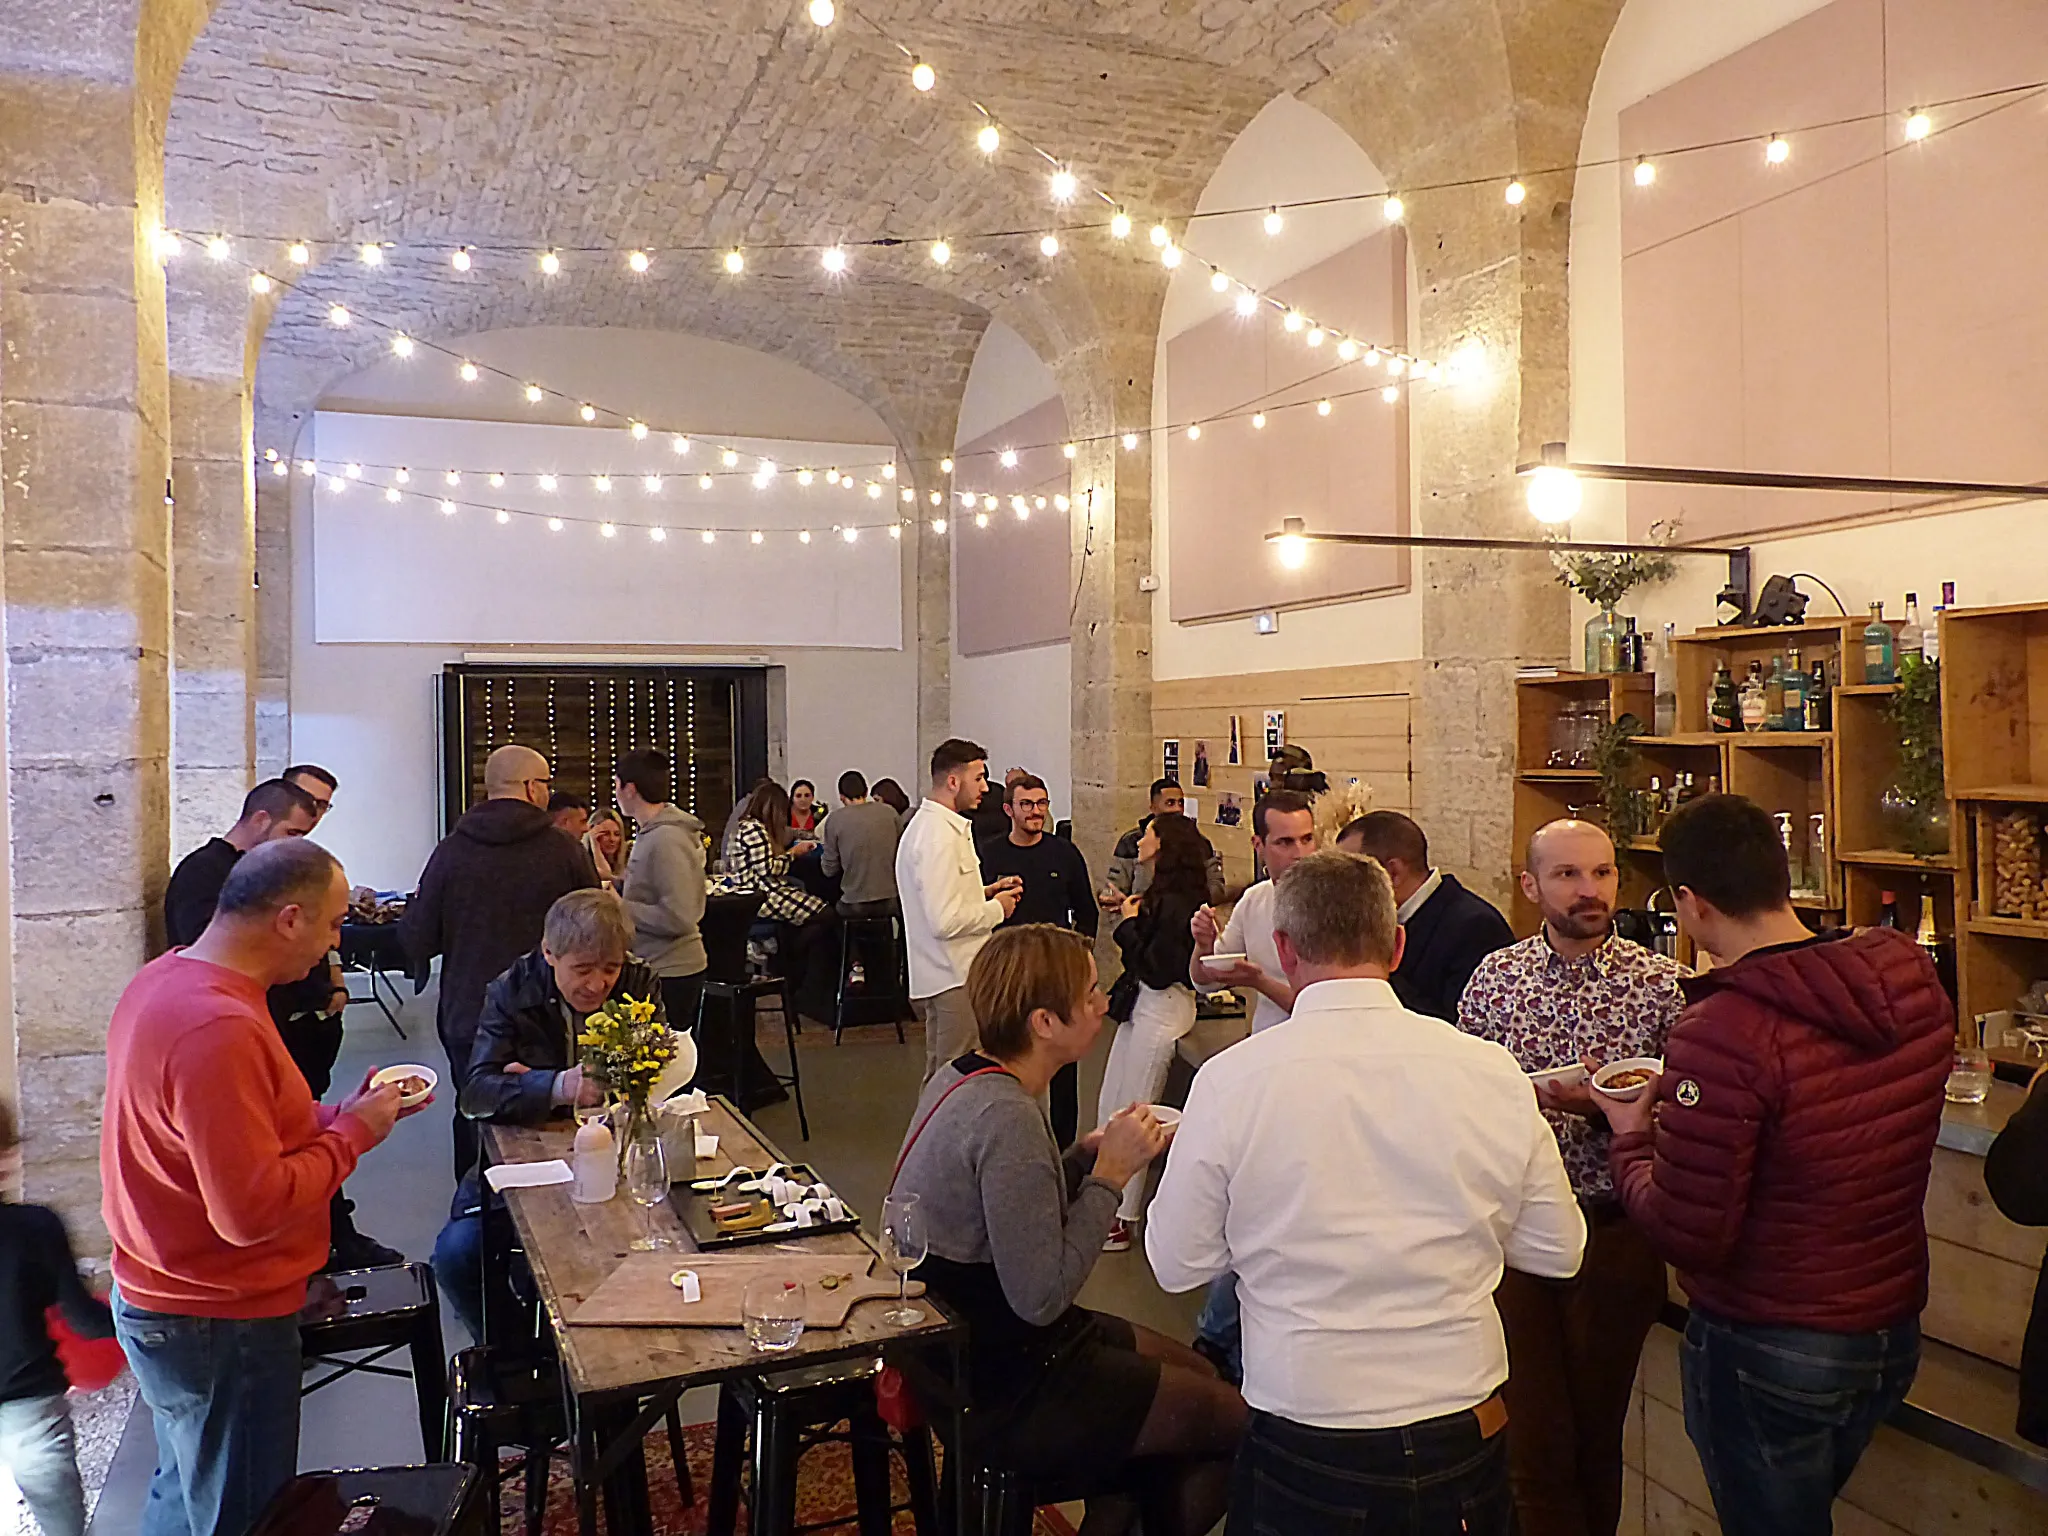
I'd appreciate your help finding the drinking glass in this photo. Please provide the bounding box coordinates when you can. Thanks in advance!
[879,1192,928,1328]
[622,1122,671,1252]
[742,1277,807,1353]
[1945,1046,1992,1105]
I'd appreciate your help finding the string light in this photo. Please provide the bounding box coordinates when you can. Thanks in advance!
[345,463,363,479]
[983,496,997,511]
[629,420,649,440]
[628,249,650,273]
[798,469,814,486]
[929,239,951,266]
[496,509,510,524]
[699,474,714,490]
[1505,180,1527,206]
[1765,134,1790,164]
[539,474,558,491]
[271,459,289,476]
[359,242,383,266]
[1038,234,1059,258]
[579,403,597,422]
[391,334,415,357]
[822,245,849,273]
[975,512,989,528]
[999,449,1019,468]
[525,384,544,403]
[800,530,812,543]
[890,522,903,539]
[440,499,458,515]
[207,235,231,261]
[1235,289,1258,317]
[1633,157,1656,187]
[882,462,897,479]
[327,475,345,492]
[649,525,667,541]
[1012,497,1028,518]
[1337,338,1358,362]
[1382,384,1400,403]
[459,360,479,382]
[751,530,765,544]
[1054,494,1069,512]
[594,475,612,493]
[1383,195,1405,222]
[724,249,745,274]
[642,474,662,493]
[1062,442,1077,459]
[1186,424,1201,441]
[843,525,860,542]
[940,458,954,474]
[866,482,882,499]
[721,448,740,468]
[599,521,615,537]
[384,486,401,503]
[395,467,410,483]
[1386,355,1405,376]
[1252,412,1266,430]
[701,529,716,544]
[1160,244,1182,269]
[444,469,460,486]
[1317,399,1332,416]
[911,58,935,92]
[451,246,472,271]
[1109,210,1132,239]
[1905,109,1931,140]
[1210,271,1230,293]
[977,121,1001,155]
[288,241,310,265]
[249,271,272,294]
[1149,224,1170,247]
[807,0,834,23]
[930,490,943,505]
[327,304,350,327]
[672,435,691,455]
[539,249,562,275]
[300,461,316,476]
[489,472,505,487]
[1283,311,1305,333]
[1049,168,1078,203]
[1122,432,1140,451]
[932,518,948,534]
[1263,208,1283,235]
[548,517,564,532]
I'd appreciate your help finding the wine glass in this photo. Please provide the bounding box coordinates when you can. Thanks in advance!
[623,1125,671,1252]
[879,1192,928,1328]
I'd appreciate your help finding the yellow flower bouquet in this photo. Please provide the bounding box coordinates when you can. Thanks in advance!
[576,995,679,1120]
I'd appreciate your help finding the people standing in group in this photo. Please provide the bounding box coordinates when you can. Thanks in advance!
[726,778,837,1021]
[969,766,1029,847]
[612,749,709,1035]
[977,774,1098,1147]
[1457,818,1684,1536]
[1339,811,1514,1024]
[819,771,903,917]
[1604,795,1952,1536]
[1097,812,1210,1251]
[105,840,425,1536]
[400,744,596,1176]
[870,777,914,825]
[789,779,824,840]
[1103,779,1225,907]
[584,806,630,889]
[897,739,1023,1080]
[1183,787,1319,1377]
[0,1096,115,1536]
[1148,852,1585,1536]
[893,924,1243,1535]
[547,791,591,841]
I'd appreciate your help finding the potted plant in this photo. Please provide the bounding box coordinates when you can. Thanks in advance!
[1552,523,1678,673]
[1883,653,1947,855]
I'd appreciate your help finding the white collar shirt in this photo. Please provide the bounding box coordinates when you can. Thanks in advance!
[894,799,1005,999]
[1145,977,1586,1430]
[1396,867,1444,925]
[1199,880,1290,1034]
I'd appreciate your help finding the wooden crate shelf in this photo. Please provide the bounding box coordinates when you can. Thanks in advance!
[1969,914,2048,942]
[1954,784,2048,804]
[1840,848,1959,871]
[1519,769,1600,782]
[1727,732,1834,747]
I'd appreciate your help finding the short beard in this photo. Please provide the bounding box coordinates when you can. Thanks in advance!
[1547,905,1612,941]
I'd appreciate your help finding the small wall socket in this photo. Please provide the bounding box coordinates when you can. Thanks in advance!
[1138,573,1161,592]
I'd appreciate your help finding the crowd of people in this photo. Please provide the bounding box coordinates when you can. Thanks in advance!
[0,728,1985,1536]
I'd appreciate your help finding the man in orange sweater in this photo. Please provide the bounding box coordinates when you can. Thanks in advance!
[103,838,425,1536]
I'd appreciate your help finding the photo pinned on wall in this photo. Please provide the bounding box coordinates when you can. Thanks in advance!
[1252,775,1269,803]
[1263,709,1287,760]
[1183,796,1200,823]
[1192,741,1211,787]
[1216,792,1243,828]
[1162,739,1180,782]
[1227,715,1242,766]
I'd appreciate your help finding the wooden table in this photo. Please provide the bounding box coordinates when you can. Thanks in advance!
[487,1098,966,1535]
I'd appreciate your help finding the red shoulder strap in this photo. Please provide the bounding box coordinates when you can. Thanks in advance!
[889,1066,1011,1191]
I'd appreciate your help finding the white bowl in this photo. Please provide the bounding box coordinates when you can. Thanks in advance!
[1146,1104,1182,1129]
[1590,1057,1664,1104]
[1528,1062,1589,1089]
[370,1063,439,1108]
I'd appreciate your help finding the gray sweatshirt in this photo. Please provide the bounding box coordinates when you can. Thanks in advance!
[893,1061,1120,1327]
[618,804,708,978]
[819,799,902,907]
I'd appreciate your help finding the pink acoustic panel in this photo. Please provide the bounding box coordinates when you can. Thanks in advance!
[1167,228,1409,624]
[953,396,1073,657]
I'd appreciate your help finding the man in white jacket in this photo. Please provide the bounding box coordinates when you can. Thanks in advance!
[896,738,1022,1081]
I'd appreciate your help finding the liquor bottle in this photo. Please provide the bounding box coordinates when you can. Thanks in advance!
[1622,617,1643,672]
[1740,660,1769,731]
[1862,602,1896,684]
[1646,776,1664,834]
[1709,662,1739,733]
[1878,890,1901,930]
[1897,593,1924,664]
[1926,581,1953,666]
[1654,623,1679,736]
[1765,657,1786,730]
[1809,655,1832,729]
[1916,899,1958,1001]
[1782,647,1808,731]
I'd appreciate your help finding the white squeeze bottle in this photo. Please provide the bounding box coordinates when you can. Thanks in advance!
[572,1114,618,1204]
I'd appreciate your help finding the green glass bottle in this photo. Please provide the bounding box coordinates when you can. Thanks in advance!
[1862,602,1896,685]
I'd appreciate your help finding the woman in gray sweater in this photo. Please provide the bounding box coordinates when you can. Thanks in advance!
[892,925,1244,1531]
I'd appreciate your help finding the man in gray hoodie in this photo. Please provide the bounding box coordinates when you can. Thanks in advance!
[612,749,709,1030]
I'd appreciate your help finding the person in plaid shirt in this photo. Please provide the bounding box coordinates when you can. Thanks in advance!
[1458,819,1686,1536]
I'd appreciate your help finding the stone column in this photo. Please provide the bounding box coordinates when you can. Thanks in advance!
[169,266,257,853]
[0,67,175,1240]
[253,461,294,777]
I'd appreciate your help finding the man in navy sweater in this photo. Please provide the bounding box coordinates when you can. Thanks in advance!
[1338,812,1513,1022]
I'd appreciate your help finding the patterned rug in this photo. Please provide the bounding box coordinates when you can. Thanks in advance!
[522,1419,1077,1534]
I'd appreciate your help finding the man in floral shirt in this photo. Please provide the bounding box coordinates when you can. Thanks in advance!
[1459,819,1686,1536]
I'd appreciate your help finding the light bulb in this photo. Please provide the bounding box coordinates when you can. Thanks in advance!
[1283,311,1304,333]
[983,496,997,511]
[808,0,834,24]
[271,459,289,476]
[1381,384,1400,404]
[724,249,745,274]
[548,517,564,532]
[699,474,713,490]
[384,486,401,503]
[249,272,272,295]
[1160,244,1182,268]
[152,229,181,261]
[451,246,472,271]
[496,510,510,524]
[1149,224,1169,247]
[579,403,597,422]
[289,241,311,265]
[1186,424,1201,441]
[977,122,1001,155]
[1337,338,1359,362]
[890,522,902,538]
[539,474,558,491]
[827,468,841,485]
[901,486,914,502]
[1765,134,1790,164]
[629,420,648,440]
[940,458,954,474]
[1013,498,1028,519]
[327,304,350,327]
[759,459,777,478]
[525,384,544,404]
[672,435,690,455]
[1122,432,1139,451]
[1252,412,1266,430]
[359,242,382,266]
[1062,442,1077,460]
[540,249,561,275]
[1210,271,1230,293]
[721,448,740,468]
[999,449,1018,469]
[1505,180,1527,206]
[932,518,948,534]
[1035,496,1047,510]
[798,469,814,486]
[265,448,279,462]
[702,529,716,544]
[1277,533,1309,570]
[1054,494,1070,512]
[844,525,860,542]
[345,463,363,479]
[821,245,848,273]
[866,482,882,499]
[650,525,667,541]
[207,235,230,261]
[391,334,415,357]
[911,59,935,91]
[1039,234,1059,258]
[800,529,812,543]
[1386,355,1407,377]
[1109,210,1132,239]
[1263,207,1284,235]
[327,476,345,492]
[440,499,457,516]
[1049,168,1078,202]
[600,522,615,537]
[1905,110,1931,141]
[395,468,410,483]
[1235,289,1258,317]
[628,249,650,273]
[489,472,505,487]
[1317,399,1332,416]
[930,491,943,505]
[1526,464,1582,524]
[594,475,611,493]
[883,462,896,479]
[459,360,479,382]
[1365,347,1381,367]
[751,530,764,544]
[975,512,989,528]
[444,469,460,486]
[300,460,316,476]
[642,474,661,493]
[1633,157,1656,187]
[1307,328,1325,348]
[1383,194,1405,222]
[929,239,951,266]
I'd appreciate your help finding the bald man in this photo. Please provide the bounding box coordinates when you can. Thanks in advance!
[1456,820,1686,1536]
[400,745,597,1175]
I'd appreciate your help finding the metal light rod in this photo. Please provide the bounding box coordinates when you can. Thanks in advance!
[1520,441,2048,502]
[1260,520,1744,558]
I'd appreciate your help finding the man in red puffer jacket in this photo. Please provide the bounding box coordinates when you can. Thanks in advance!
[1605,794,1952,1536]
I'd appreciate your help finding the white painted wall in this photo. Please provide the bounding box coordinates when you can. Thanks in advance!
[949,322,1072,817]
[1570,0,2047,646]
[1150,95,1423,680]
[287,328,919,891]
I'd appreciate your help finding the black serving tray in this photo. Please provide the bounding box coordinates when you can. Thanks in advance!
[671,1161,863,1251]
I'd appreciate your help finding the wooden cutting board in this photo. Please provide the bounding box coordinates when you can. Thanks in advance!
[570,1251,926,1329]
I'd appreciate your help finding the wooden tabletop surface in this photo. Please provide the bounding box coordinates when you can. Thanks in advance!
[487,1098,955,1400]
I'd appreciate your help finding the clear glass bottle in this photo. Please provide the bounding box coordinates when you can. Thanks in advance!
[1782,646,1807,731]
[1585,608,1626,673]
[1862,601,1896,684]
[1897,593,1924,664]
[1765,657,1786,730]
[1740,660,1769,731]
[1654,623,1679,735]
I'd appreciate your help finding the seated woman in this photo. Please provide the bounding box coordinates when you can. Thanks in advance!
[893,925,1243,1533]
[725,779,834,1017]
[430,888,665,1341]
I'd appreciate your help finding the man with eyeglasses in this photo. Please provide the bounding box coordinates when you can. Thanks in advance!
[977,773,1098,1145]
[401,744,597,1176]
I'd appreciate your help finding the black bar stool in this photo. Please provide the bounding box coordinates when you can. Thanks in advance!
[698,969,809,1140]
[705,1358,939,1536]
[299,1264,448,1460]
[833,912,909,1044]
[250,1463,483,1536]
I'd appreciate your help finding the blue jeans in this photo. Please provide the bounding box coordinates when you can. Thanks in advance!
[1226,1406,1514,1536]
[1680,1308,1920,1536]
[113,1292,304,1536]
[0,1392,86,1536]
[1195,1272,1243,1383]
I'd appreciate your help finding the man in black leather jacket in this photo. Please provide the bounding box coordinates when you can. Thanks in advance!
[430,890,666,1341]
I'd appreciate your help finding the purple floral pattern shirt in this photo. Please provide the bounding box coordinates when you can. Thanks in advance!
[1458,931,1688,1201]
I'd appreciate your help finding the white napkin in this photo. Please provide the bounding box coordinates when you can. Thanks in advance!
[695,1133,719,1160]
[485,1159,574,1191]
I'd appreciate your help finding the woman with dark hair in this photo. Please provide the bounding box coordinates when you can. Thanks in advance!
[894,925,1243,1531]
[726,780,834,1018]
[788,779,823,839]
[870,776,913,825]
[1095,813,1209,1250]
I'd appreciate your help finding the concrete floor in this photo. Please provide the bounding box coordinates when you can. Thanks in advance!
[90,974,1203,1527]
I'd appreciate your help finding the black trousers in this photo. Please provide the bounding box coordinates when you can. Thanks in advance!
[1051,1061,1080,1149]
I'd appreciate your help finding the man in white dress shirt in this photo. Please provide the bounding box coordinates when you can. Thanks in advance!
[895,738,1022,1081]
[1148,851,1586,1536]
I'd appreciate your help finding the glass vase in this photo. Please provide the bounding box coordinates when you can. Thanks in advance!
[1584,608,1627,673]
